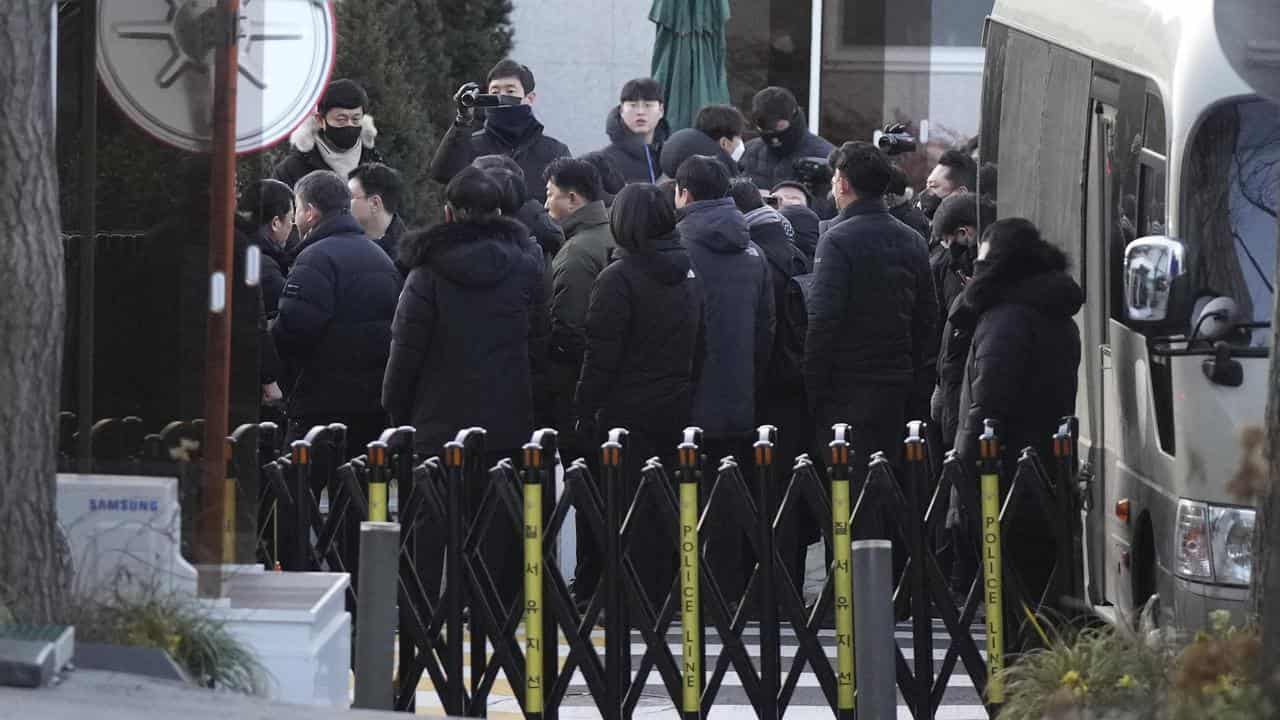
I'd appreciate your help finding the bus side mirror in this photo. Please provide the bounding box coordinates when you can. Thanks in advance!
[1124,236,1186,325]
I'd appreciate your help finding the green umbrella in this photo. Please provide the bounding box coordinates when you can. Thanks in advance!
[650,0,732,132]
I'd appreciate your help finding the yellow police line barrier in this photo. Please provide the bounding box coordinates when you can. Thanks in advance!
[830,427,856,716]
[678,439,702,719]
[979,427,1005,704]
[523,444,545,718]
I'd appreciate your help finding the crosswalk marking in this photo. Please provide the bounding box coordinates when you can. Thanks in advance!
[401,621,989,716]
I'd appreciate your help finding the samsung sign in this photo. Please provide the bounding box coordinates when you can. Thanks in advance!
[89,497,161,513]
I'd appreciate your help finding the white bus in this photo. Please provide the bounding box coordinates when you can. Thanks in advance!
[982,0,1278,626]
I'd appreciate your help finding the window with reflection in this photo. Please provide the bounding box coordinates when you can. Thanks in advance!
[1183,99,1280,347]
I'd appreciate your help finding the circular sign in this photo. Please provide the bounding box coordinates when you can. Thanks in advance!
[97,0,335,154]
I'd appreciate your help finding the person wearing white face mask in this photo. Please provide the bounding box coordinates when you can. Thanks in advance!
[657,104,746,180]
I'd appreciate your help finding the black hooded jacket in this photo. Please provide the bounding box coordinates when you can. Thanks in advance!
[779,204,820,260]
[678,198,775,435]
[430,116,570,204]
[575,236,702,432]
[599,106,670,184]
[804,198,937,406]
[659,128,738,179]
[272,213,402,417]
[744,206,811,398]
[382,216,550,455]
[954,261,1083,468]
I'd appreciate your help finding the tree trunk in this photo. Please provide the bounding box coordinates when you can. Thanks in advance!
[0,0,68,623]
[1255,183,1280,701]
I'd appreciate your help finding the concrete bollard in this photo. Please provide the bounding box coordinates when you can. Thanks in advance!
[352,521,399,710]
[853,539,895,720]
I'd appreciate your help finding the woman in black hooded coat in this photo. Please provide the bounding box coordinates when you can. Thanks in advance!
[572,183,703,604]
[953,217,1083,625]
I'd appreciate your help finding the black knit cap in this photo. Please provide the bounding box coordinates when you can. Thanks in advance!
[751,86,799,127]
[319,79,368,112]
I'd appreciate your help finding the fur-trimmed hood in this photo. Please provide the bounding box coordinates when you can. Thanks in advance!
[399,215,534,288]
[289,114,378,153]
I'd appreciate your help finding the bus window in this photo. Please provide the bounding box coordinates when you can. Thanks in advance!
[1183,99,1280,348]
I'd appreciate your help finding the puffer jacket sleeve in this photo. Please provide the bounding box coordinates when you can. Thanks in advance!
[574,267,631,422]
[550,244,600,362]
[911,240,940,383]
[754,254,777,393]
[525,241,552,418]
[803,234,849,409]
[382,269,436,427]
[429,121,478,186]
[960,306,1032,450]
[272,252,335,369]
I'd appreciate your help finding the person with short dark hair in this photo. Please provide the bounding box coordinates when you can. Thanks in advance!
[383,165,549,607]
[578,151,626,206]
[658,104,746,180]
[931,192,998,443]
[235,178,294,315]
[348,163,406,264]
[805,142,937,472]
[770,180,812,210]
[472,154,565,261]
[272,170,402,449]
[886,164,931,241]
[431,59,571,203]
[695,104,748,160]
[741,87,836,216]
[919,149,977,222]
[544,157,616,455]
[274,79,382,189]
[598,78,670,184]
[234,179,292,408]
[675,155,775,603]
[572,182,703,602]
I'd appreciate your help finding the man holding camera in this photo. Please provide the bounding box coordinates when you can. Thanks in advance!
[430,59,571,203]
[740,87,836,219]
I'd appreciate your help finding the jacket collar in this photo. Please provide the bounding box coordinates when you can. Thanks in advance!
[837,196,889,220]
[560,200,610,239]
[297,212,365,254]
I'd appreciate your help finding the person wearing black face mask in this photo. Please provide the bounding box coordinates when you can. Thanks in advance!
[429,59,571,204]
[739,87,837,219]
[273,79,382,190]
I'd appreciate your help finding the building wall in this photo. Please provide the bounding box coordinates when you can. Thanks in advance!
[509,0,655,157]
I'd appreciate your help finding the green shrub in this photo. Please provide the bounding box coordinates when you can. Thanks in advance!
[60,591,266,695]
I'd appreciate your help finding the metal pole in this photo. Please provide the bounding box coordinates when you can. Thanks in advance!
[602,430,629,720]
[76,0,98,473]
[198,0,240,594]
[753,426,780,720]
[979,420,1007,707]
[353,521,399,710]
[678,428,704,720]
[905,423,934,719]
[443,440,466,716]
[852,539,896,720]
[829,424,856,720]
[808,0,823,134]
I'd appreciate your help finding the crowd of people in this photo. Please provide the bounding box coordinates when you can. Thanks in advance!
[235,60,1083,607]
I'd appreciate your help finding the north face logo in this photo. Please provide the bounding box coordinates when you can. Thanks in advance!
[687,269,696,279]
[746,247,760,257]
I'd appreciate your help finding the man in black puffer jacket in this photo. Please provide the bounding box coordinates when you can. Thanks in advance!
[741,87,836,219]
[430,60,570,204]
[382,167,549,458]
[598,78,671,184]
[272,171,403,450]
[677,157,775,604]
[804,143,937,471]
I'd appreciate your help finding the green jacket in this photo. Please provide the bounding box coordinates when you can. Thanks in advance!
[550,200,616,362]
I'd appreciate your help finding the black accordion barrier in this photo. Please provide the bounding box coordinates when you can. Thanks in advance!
[60,413,1085,719]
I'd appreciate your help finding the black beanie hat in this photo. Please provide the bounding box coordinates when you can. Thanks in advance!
[751,86,799,127]
[319,79,368,112]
